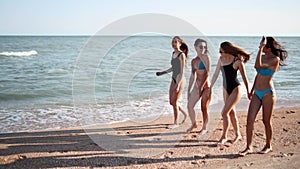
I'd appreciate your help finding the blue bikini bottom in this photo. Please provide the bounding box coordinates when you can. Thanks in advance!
[254,88,274,100]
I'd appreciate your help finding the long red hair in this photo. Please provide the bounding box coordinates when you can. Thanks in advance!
[220,41,251,63]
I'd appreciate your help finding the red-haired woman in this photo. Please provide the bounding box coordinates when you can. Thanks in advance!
[210,41,251,145]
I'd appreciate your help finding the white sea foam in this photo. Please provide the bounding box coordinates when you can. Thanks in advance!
[0,50,38,57]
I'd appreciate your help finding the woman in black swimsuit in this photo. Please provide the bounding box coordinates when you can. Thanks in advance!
[156,36,188,128]
[210,41,251,145]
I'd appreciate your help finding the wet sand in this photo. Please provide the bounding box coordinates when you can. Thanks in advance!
[0,107,299,169]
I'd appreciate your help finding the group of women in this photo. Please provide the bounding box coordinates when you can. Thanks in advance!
[156,36,287,156]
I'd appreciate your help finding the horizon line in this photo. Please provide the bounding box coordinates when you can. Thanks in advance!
[0,34,300,37]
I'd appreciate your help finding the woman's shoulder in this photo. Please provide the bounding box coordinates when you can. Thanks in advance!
[179,52,185,57]
[271,55,280,62]
[202,53,210,61]
[267,55,280,65]
[233,59,244,67]
[191,56,199,63]
[270,56,280,67]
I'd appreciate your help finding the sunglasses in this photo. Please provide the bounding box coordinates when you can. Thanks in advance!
[199,45,207,50]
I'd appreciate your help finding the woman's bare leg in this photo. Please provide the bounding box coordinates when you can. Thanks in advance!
[176,80,187,124]
[260,92,276,154]
[219,87,242,145]
[169,81,178,124]
[229,108,242,144]
[239,94,261,156]
[200,87,211,134]
[187,86,200,132]
[179,106,187,124]
[169,80,186,127]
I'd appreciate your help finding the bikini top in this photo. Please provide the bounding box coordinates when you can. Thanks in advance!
[256,68,275,76]
[199,61,205,70]
[192,61,206,72]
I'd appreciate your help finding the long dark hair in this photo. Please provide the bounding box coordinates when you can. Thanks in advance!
[173,36,189,59]
[265,37,287,66]
[220,41,251,63]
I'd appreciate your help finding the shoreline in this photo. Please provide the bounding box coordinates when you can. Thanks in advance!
[2,99,300,134]
[0,107,299,169]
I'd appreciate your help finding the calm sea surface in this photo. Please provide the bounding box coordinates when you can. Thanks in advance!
[1,36,299,132]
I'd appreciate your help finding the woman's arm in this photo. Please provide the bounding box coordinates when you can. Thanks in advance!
[248,75,257,100]
[254,36,278,69]
[204,54,211,75]
[187,60,196,99]
[237,61,250,95]
[197,72,209,94]
[156,67,172,76]
[255,41,279,69]
[210,58,221,88]
[254,45,265,69]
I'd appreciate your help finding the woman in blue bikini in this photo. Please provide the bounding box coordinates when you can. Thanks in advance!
[240,37,287,156]
[210,41,251,145]
[187,39,211,134]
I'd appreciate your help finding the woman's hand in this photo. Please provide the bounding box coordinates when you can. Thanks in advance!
[156,71,164,76]
[207,87,212,97]
[247,91,253,100]
[259,36,267,49]
[175,85,180,93]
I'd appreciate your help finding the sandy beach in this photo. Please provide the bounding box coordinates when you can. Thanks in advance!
[0,107,299,169]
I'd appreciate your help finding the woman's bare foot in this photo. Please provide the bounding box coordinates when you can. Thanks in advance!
[179,107,187,125]
[259,146,272,154]
[180,114,187,124]
[168,124,179,129]
[186,123,197,133]
[199,128,208,135]
[217,137,228,146]
[239,147,253,157]
[231,135,242,144]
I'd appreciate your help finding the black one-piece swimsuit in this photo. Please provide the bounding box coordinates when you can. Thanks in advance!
[221,61,240,95]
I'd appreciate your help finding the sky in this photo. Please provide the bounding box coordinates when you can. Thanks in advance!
[0,0,299,36]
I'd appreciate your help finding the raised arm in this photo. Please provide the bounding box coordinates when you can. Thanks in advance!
[255,37,279,70]
[255,36,273,69]
[255,40,266,69]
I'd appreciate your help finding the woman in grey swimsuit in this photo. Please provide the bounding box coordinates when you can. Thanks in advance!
[156,36,188,128]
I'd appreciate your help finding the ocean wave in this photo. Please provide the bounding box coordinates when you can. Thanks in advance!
[0,50,38,57]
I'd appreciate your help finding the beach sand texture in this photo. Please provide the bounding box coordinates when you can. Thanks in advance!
[0,107,299,169]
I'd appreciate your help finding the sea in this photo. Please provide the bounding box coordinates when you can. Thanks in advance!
[1,36,299,133]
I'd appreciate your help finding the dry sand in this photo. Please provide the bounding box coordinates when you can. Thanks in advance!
[0,107,299,169]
